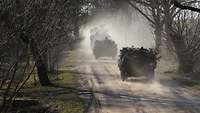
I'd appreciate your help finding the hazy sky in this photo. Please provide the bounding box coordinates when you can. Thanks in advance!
[80,10,155,51]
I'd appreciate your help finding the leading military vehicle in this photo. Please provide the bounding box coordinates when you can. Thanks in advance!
[90,27,117,59]
[92,37,117,59]
[118,47,159,81]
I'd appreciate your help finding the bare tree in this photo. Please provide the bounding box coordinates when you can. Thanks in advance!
[0,0,93,112]
[0,0,91,86]
[172,0,200,13]
[126,0,200,73]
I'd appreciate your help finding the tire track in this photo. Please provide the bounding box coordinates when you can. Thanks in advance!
[91,61,200,113]
[75,49,200,113]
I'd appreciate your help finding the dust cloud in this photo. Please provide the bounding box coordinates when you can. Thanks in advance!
[104,75,171,96]
[79,10,171,96]
[80,10,155,52]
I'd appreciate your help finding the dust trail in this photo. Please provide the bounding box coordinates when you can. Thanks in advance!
[76,33,200,113]
[78,8,179,101]
[104,77,171,96]
[79,10,155,53]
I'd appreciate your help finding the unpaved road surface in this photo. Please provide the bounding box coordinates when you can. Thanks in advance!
[67,48,200,113]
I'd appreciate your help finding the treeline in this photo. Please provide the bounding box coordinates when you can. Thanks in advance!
[0,0,95,112]
[89,0,200,75]
[0,0,91,85]
[126,0,200,74]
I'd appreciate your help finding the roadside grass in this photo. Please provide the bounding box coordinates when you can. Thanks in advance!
[157,59,200,90]
[21,70,85,113]
[170,74,200,90]
[46,94,84,113]
[192,85,200,90]
[0,50,85,112]
[48,49,85,113]
[25,71,75,88]
[44,50,85,113]
[50,50,84,113]
[55,71,74,86]
[23,49,85,113]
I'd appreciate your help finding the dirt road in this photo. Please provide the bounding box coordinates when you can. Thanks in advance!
[68,48,200,113]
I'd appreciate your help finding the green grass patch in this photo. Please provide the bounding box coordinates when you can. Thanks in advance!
[46,94,84,113]
[25,70,75,88]
[19,70,85,113]
[192,85,200,90]
[172,75,200,90]
[1,49,85,113]
[40,71,84,113]
[55,71,74,86]
[24,73,40,88]
[192,81,200,90]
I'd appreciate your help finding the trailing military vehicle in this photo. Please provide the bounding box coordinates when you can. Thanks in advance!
[92,37,117,59]
[118,46,159,81]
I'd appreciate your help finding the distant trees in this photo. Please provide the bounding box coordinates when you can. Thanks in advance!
[171,0,200,72]
[126,0,200,73]
[127,0,165,51]
[81,0,200,73]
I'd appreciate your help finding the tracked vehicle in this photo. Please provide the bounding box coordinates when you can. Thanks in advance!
[118,47,159,81]
[92,37,117,59]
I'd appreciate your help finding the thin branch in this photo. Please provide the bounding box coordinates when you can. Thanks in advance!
[172,0,200,13]
[126,0,155,24]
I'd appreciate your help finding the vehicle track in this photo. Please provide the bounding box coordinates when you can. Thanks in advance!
[75,49,200,113]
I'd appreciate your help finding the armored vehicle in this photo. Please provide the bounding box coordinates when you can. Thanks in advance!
[93,37,117,59]
[118,47,159,81]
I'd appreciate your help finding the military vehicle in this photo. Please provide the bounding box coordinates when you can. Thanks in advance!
[90,27,111,48]
[90,26,117,59]
[92,37,117,59]
[118,47,159,81]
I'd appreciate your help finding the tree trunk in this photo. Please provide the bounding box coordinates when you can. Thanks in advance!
[29,38,51,86]
[178,57,194,73]
[35,56,51,86]
[154,28,162,51]
[20,33,51,86]
[171,34,194,73]
[164,12,194,73]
